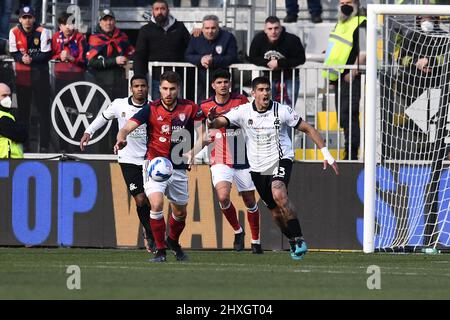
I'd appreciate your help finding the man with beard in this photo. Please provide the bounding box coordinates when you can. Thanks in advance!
[134,0,190,100]
[115,71,204,263]
[322,0,366,160]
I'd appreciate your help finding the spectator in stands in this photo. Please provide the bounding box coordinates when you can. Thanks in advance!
[52,11,88,153]
[322,0,366,160]
[284,0,323,24]
[52,12,87,83]
[0,83,28,159]
[134,0,190,99]
[9,6,52,153]
[398,15,448,101]
[0,0,13,54]
[86,9,135,101]
[185,15,238,102]
[248,16,305,107]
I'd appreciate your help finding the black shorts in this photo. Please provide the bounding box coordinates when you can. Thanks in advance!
[250,159,293,210]
[120,163,145,197]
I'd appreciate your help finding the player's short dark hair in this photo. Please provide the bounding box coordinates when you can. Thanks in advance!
[265,16,280,24]
[58,12,73,25]
[252,77,271,90]
[160,71,181,86]
[211,69,231,83]
[130,74,148,86]
[153,0,169,8]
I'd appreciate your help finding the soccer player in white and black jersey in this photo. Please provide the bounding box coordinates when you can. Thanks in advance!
[79,74,156,254]
[207,76,339,260]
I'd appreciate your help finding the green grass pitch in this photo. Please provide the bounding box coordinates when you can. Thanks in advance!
[1,247,449,300]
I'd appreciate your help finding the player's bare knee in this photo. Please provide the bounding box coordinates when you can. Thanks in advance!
[241,192,256,208]
[218,197,231,208]
[272,190,288,208]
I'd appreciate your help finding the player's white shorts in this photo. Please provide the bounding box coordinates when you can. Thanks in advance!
[210,164,255,192]
[143,167,188,206]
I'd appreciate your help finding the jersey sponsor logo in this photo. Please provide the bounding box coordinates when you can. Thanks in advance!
[215,132,223,139]
[51,81,112,145]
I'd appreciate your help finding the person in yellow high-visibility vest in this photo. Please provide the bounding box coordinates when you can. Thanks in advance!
[0,83,28,159]
[323,0,366,160]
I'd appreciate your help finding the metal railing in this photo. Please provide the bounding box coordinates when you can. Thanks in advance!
[145,61,366,162]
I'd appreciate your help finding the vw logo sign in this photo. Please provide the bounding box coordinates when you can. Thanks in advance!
[51,81,112,145]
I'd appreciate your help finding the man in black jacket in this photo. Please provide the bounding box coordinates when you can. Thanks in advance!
[133,0,190,100]
[248,16,305,107]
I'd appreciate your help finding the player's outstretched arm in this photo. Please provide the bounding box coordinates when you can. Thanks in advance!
[80,114,110,151]
[297,121,339,176]
[114,120,139,154]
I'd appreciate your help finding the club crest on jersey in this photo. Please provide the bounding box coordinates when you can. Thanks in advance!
[179,113,186,121]
[34,38,40,46]
[161,124,170,133]
[248,119,253,126]
[121,112,126,118]
[215,45,223,55]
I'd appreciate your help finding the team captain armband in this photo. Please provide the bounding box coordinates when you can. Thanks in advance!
[320,147,335,165]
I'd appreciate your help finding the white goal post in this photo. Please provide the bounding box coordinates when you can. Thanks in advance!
[365,4,450,253]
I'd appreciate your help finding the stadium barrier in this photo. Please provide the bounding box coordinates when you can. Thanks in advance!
[0,160,364,250]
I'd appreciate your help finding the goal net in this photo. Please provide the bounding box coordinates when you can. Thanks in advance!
[365,5,450,253]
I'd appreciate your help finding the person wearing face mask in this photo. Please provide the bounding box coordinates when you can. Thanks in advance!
[0,83,28,159]
[397,15,448,116]
[134,0,190,100]
[322,0,366,161]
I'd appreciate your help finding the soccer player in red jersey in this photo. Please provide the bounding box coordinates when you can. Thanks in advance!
[190,69,263,254]
[115,71,204,262]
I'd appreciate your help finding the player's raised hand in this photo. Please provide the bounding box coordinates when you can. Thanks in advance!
[80,133,91,151]
[323,160,339,176]
[114,139,127,154]
[207,106,218,121]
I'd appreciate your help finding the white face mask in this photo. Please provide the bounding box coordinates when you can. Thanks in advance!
[421,20,434,32]
[0,96,12,109]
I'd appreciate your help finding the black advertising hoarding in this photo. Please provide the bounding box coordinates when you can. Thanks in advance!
[0,160,365,250]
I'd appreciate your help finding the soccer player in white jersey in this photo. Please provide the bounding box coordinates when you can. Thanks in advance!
[79,74,156,254]
[207,76,339,260]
